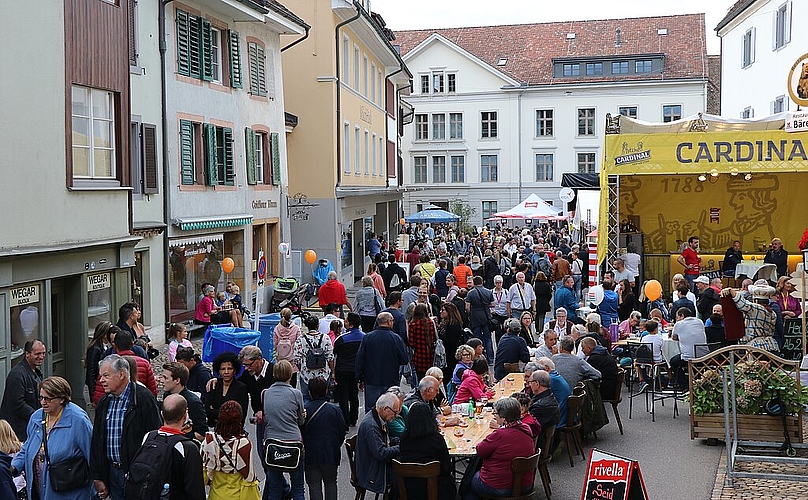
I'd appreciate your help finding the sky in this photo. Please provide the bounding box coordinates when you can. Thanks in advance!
[372,0,734,54]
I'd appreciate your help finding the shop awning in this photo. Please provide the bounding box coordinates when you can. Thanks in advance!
[171,214,253,231]
[169,234,225,248]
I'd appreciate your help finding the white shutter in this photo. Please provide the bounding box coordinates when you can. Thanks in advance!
[785,2,792,45]
[750,27,756,64]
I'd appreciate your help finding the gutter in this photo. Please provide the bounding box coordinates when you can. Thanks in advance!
[281,25,310,53]
[159,0,174,327]
[334,3,362,188]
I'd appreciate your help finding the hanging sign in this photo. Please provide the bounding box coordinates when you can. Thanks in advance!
[581,449,648,500]
[87,272,111,291]
[10,284,40,307]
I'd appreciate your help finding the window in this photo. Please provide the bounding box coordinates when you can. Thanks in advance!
[378,69,383,105]
[618,106,637,118]
[244,129,271,185]
[130,121,158,194]
[578,108,595,136]
[372,133,377,175]
[364,130,369,174]
[128,0,139,67]
[247,41,267,97]
[773,96,786,113]
[72,86,116,179]
[481,111,498,138]
[414,156,427,183]
[775,2,791,50]
[742,28,755,67]
[343,122,350,173]
[432,113,446,140]
[535,153,553,181]
[432,73,444,93]
[342,36,349,83]
[420,75,429,94]
[379,137,384,176]
[354,45,360,89]
[563,64,580,76]
[586,62,603,76]
[481,155,498,182]
[371,63,376,102]
[449,113,463,139]
[536,109,553,137]
[635,60,652,73]
[612,61,629,74]
[415,114,428,140]
[179,120,199,185]
[663,105,682,122]
[354,126,360,173]
[209,125,235,186]
[482,201,497,220]
[741,107,754,119]
[577,153,596,174]
[176,9,241,87]
[254,131,265,183]
[451,156,465,183]
[433,156,446,183]
[448,73,456,93]
[362,55,368,96]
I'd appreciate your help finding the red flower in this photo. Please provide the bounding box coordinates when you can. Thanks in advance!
[799,228,808,251]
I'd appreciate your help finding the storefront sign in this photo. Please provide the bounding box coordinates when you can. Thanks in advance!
[785,111,808,133]
[87,272,111,291]
[787,53,808,108]
[581,449,647,500]
[10,284,40,307]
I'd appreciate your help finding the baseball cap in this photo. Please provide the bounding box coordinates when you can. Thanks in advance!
[694,276,709,285]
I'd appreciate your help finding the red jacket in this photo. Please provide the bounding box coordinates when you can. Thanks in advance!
[318,279,348,307]
[476,422,535,491]
[407,318,436,374]
[454,369,493,404]
[93,349,158,403]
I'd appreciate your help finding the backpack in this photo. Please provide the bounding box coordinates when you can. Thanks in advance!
[500,258,512,277]
[537,258,552,277]
[304,334,327,370]
[275,329,294,361]
[125,431,187,500]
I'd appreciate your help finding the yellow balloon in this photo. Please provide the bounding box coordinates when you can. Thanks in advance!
[644,279,662,302]
[305,249,317,264]
[221,257,235,274]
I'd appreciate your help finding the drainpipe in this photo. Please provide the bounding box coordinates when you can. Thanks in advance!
[281,26,310,53]
[334,4,362,188]
[517,90,523,202]
[159,0,174,328]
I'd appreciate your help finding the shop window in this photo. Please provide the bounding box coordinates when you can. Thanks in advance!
[341,222,352,269]
[9,284,41,356]
[88,272,113,338]
[169,239,225,321]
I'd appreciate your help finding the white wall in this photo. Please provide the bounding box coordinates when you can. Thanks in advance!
[719,0,804,117]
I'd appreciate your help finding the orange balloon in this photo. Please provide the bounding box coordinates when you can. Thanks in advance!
[644,279,662,302]
[305,249,317,264]
[221,257,235,274]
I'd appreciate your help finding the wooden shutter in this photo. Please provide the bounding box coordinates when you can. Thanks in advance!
[203,123,218,185]
[270,132,280,186]
[248,42,267,97]
[128,0,137,66]
[188,14,201,79]
[244,128,257,185]
[200,19,213,81]
[223,127,235,186]
[228,30,243,88]
[179,120,195,185]
[142,124,158,193]
[175,10,191,76]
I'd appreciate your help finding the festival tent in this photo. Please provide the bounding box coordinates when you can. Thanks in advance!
[404,207,460,223]
[491,193,563,219]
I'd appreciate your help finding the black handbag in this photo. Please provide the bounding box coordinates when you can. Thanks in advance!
[262,438,303,470]
[42,416,90,492]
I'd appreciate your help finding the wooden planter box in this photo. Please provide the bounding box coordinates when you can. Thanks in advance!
[690,412,804,442]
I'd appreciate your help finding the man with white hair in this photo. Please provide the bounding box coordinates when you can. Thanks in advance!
[491,275,509,343]
[356,392,401,495]
[506,272,536,319]
[317,271,352,316]
[534,357,571,431]
[356,312,409,412]
[544,307,573,339]
[403,375,441,416]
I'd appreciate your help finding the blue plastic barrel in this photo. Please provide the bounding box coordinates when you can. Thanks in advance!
[202,326,262,370]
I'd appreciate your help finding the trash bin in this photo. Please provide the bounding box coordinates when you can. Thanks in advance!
[249,313,303,361]
[202,325,262,370]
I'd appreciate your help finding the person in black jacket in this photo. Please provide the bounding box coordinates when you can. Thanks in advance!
[91,354,161,500]
[382,255,408,292]
[581,337,619,399]
[695,276,720,320]
[398,402,456,499]
[0,339,45,441]
[333,313,365,426]
[160,362,207,440]
[493,319,530,382]
[303,377,348,500]
[176,347,212,404]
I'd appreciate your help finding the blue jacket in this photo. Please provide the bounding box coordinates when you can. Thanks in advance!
[598,290,619,326]
[0,452,16,499]
[356,408,399,493]
[493,334,530,381]
[549,371,572,428]
[356,327,409,387]
[12,402,93,499]
[554,285,578,318]
[302,399,347,466]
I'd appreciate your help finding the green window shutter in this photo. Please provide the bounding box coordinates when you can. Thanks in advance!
[203,123,218,185]
[228,30,243,88]
[270,132,281,186]
[256,43,266,96]
[244,127,257,185]
[142,123,159,193]
[179,120,195,185]
[175,10,191,76]
[188,14,201,79]
[247,43,258,94]
[223,127,235,186]
[200,19,213,81]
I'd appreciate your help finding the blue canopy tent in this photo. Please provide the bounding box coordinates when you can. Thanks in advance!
[404,208,460,223]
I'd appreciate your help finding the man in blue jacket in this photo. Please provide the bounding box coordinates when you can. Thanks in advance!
[554,275,582,324]
[356,392,401,495]
[356,312,409,412]
[493,319,530,381]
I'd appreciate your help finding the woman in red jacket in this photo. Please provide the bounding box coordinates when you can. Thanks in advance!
[453,358,494,404]
[465,397,535,499]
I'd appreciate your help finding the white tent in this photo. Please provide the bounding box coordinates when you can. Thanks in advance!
[491,193,563,219]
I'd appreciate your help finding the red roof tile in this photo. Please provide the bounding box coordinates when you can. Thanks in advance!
[394,14,708,86]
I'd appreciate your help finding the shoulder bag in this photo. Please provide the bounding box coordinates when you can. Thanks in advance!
[43,416,90,492]
[260,389,304,471]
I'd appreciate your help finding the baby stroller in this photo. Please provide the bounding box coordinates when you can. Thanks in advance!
[269,277,314,314]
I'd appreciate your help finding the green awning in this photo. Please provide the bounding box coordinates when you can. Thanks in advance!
[172,215,253,231]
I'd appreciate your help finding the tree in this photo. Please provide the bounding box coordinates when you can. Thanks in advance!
[451,199,476,236]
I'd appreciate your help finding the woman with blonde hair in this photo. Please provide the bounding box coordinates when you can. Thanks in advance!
[0,419,24,496]
[775,276,802,319]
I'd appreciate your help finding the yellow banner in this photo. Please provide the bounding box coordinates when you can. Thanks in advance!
[603,130,808,175]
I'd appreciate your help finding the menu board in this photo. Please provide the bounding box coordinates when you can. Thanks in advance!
[581,449,648,500]
[781,318,804,362]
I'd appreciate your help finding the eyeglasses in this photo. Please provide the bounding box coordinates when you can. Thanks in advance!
[242,360,255,368]
[38,395,57,402]
[384,406,401,416]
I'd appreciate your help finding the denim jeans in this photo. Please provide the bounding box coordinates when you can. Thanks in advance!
[573,275,582,299]
[107,465,126,500]
[462,471,511,500]
[264,461,305,500]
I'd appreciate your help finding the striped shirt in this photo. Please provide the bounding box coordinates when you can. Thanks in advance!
[106,383,131,463]
[732,294,779,352]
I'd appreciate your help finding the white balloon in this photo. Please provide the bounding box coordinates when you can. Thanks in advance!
[588,285,605,306]
[278,242,289,254]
